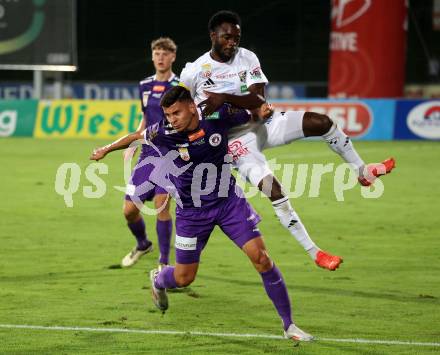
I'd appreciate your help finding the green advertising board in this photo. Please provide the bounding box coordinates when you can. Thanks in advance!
[0,99,38,137]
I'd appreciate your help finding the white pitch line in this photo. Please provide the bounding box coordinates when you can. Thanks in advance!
[318,337,440,347]
[0,324,439,347]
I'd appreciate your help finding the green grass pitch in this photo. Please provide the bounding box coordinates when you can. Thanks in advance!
[0,138,439,354]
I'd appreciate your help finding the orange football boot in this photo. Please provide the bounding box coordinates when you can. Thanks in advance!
[358,157,396,187]
[315,250,343,271]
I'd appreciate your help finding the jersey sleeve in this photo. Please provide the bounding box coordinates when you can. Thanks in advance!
[138,83,145,113]
[143,122,163,146]
[219,104,251,128]
[179,63,196,98]
[245,51,268,88]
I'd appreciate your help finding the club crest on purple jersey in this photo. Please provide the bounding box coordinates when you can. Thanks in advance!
[209,133,222,146]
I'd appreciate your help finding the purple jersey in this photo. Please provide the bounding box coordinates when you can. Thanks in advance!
[139,74,179,155]
[144,104,251,209]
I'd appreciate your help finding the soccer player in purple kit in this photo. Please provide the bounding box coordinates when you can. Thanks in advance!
[147,86,313,342]
[90,86,314,342]
[91,37,179,268]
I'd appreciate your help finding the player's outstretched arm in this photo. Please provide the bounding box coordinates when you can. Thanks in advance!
[122,117,147,160]
[200,83,266,116]
[89,130,145,161]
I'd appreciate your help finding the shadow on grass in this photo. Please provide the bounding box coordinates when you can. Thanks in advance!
[197,274,439,305]
[0,267,123,283]
[3,268,437,305]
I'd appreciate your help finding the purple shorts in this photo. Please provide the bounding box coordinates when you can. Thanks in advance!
[174,191,261,264]
[125,153,168,203]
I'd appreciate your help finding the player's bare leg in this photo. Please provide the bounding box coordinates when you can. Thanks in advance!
[302,112,395,186]
[150,262,199,312]
[154,193,173,267]
[242,236,313,342]
[121,200,153,267]
[257,174,342,271]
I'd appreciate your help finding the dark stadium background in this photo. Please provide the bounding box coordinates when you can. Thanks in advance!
[2,0,439,96]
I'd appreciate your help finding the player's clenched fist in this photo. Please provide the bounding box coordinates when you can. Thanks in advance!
[90,147,108,161]
[259,102,274,119]
[251,102,274,120]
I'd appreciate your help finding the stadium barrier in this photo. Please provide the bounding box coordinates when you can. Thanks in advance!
[1,99,439,140]
[0,82,307,100]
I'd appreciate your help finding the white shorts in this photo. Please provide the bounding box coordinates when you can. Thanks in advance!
[228,111,305,186]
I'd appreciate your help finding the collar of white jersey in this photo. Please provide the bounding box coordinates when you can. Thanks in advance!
[152,73,176,82]
[208,48,240,65]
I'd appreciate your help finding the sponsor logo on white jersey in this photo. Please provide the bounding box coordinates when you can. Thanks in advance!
[214,72,237,80]
[228,140,250,160]
[238,70,246,83]
[203,78,216,88]
[249,67,262,79]
[201,63,212,78]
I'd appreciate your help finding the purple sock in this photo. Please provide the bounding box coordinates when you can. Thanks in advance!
[156,219,172,264]
[127,218,149,250]
[154,266,178,289]
[260,265,293,331]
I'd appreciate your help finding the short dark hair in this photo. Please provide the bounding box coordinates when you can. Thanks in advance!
[160,86,192,108]
[208,10,241,32]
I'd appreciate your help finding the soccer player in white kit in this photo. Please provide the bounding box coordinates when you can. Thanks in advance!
[179,11,395,271]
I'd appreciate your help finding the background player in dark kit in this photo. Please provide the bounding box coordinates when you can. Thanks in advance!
[92,38,179,268]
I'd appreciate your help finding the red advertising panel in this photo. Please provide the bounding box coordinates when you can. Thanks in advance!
[329,0,407,98]
[272,101,373,138]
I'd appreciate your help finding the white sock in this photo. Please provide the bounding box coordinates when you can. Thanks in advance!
[272,197,320,260]
[323,123,365,171]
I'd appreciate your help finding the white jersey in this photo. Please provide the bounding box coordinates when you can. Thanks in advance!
[180,48,268,138]
[180,47,268,104]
